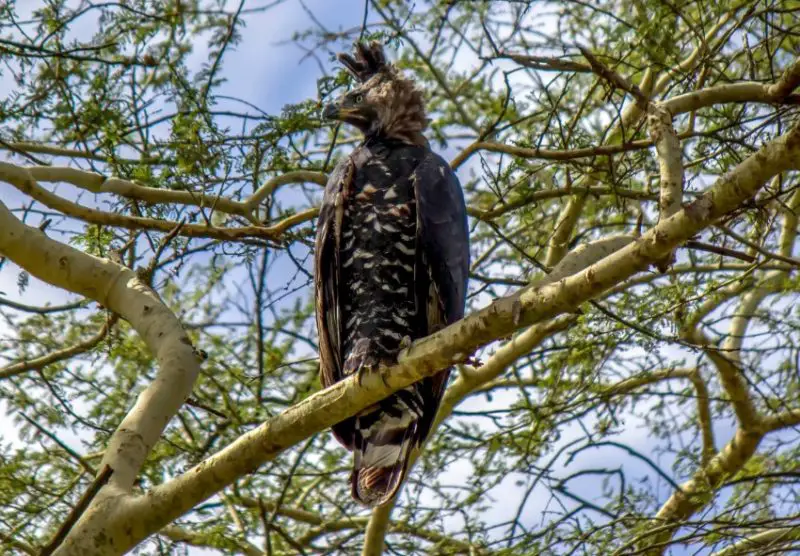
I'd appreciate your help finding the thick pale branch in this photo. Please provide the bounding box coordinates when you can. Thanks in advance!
[0,200,204,497]
[767,56,800,99]
[661,57,800,118]
[367,120,800,554]
[664,81,800,115]
[544,193,589,268]
[710,527,800,556]
[363,238,693,552]
[762,408,800,432]
[638,427,764,555]
[648,105,683,220]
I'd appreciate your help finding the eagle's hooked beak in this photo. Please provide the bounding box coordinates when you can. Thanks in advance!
[322,95,374,131]
[322,97,362,122]
[322,103,340,120]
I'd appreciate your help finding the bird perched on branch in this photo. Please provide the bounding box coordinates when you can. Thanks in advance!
[314,42,470,507]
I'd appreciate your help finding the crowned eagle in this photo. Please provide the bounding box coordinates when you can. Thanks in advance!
[314,42,470,507]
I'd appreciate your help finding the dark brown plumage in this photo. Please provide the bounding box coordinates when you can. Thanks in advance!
[315,42,469,507]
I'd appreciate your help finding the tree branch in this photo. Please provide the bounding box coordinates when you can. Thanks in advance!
[0,202,205,493]
[40,465,114,556]
[710,526,800,556]
[0,162,315,241]
[0,314,118,379]
[159,525,263,556]
[28,166,328,225]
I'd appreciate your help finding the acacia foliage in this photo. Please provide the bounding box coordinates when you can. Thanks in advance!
[0,1,799,555]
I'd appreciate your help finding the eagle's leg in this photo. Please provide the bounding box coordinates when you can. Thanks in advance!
[363,336,411,387]
[346,338,393,388]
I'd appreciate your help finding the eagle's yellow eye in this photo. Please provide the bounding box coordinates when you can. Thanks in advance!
[354,94,364,104]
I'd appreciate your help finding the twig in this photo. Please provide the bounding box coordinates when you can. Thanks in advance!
[39,465,114,556]
[185,397,229,420]
[717,224,800,267]
[577,46,649,106]
[139,218,186,284]
[358,0,369,41]
[686,240,756,263]
[499,51,592,73]
[0,314,118,379]
[20,414,96,474]
[322,124,340,173]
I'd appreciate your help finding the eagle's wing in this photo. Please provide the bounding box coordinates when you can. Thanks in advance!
[412,150,470,439]
[414,150,470,325]
[315,158,349,392]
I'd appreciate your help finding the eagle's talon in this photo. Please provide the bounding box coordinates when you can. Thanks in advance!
[378,365,392,388]
[355,364,370,387]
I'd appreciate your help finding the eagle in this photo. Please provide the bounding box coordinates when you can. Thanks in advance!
[314,42,470,507]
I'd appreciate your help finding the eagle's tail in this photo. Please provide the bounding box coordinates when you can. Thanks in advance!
[350,392,421,507]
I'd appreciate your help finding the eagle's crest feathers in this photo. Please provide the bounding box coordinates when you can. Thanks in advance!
[328,42,430,145]
[337,41,387,82]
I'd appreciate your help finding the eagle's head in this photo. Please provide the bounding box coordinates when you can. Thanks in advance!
[323,41,429,146]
